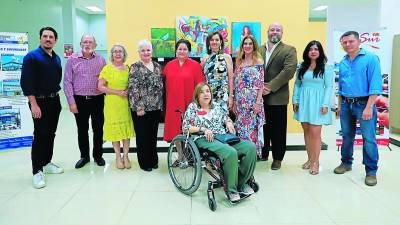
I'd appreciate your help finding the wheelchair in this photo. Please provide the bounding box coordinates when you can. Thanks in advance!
[167,126,259,211]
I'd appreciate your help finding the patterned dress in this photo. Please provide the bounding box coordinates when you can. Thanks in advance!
[203,53,229,111]
[100,64,135,141]
[234,64,265,156]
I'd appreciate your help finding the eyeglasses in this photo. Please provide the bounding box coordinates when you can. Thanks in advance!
[112,50,124,54]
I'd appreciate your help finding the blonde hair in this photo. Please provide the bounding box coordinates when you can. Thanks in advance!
[236,35,263,65]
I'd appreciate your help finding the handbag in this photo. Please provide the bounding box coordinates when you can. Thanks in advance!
[214,133,240,145]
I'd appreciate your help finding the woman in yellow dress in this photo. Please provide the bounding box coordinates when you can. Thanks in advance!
[98,44,134,169]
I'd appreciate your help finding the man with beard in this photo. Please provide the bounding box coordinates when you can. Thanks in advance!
[21,27,64,189]
[64,34,106,169]
[259,22,297,170]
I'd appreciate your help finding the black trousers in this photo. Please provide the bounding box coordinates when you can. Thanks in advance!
[30,96,61,174]
[73,95,104,160]
[262,104,287,161]
[131,110,160,169]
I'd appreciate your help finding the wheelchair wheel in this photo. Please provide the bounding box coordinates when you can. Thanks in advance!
[167,134,202,195]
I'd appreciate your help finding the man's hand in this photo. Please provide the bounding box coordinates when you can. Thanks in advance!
[31,104,42,119]
[362,106,373,120]
[69,104,78,113]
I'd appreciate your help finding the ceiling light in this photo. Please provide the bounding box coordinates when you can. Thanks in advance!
[85,6,103,12]
[313,5,328,11]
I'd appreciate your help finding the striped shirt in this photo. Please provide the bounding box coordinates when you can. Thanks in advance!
[63,51,106,105]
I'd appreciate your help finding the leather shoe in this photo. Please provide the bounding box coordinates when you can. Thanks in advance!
[94,157,105,166]
[142,168,152,172]
[271,160,282,170]
[75,158,90,169]
[153,164,159,169]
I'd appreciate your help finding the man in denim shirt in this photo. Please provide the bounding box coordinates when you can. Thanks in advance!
[334,31,382,186]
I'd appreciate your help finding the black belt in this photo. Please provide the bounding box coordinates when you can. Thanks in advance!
[342,96,369,103]
[36,92,59,99]
[75,94,103,100]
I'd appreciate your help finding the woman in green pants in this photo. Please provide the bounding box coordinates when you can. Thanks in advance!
[182,83,257,203]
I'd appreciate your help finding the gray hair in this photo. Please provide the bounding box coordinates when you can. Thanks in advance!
[110,44,128,63]
[138,39,152,52]
[80,34,96,44]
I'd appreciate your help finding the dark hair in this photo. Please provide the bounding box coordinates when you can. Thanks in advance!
[175,39,191,52]
[206,31,224,54]
[297,40,327,80]
[39,27,58,40]
[340,31,359,40]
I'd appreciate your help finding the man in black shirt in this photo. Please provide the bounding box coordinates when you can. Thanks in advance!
[21,27,64,189]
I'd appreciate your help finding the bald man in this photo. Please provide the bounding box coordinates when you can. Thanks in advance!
[259,23,297,170]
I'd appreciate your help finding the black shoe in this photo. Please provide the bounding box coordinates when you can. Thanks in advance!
[271,160,282,170]
[142,168,152,172]
[152,164,159,169]
[75,158,90,169]
[94,157,105,166]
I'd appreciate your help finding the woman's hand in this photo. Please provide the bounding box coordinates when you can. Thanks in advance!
[137,109,145,116]
[226,122,235,134]
[118,89,128,97]
[293,104,299,112]
[204,128,214,142]
[253,103,260,114]
[228,96,234,109]
[320,106,328,115]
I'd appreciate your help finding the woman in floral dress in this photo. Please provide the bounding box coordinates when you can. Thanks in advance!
[234,35,265,157]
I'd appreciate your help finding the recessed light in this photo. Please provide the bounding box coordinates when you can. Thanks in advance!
[85,6,103,12]
[313,5,328,11]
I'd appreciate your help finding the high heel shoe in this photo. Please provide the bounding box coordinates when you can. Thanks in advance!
[309,162,319,175]
[123,157,131,169]
[116,157,124,169]
[302,160,311,169]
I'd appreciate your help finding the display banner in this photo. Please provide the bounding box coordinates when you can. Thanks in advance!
[333,29,390,147]
[0,32,33,150]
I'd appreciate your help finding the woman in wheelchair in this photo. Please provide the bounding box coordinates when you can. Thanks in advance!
[182,83,257,202]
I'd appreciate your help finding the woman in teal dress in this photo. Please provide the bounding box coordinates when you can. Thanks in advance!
[292,40,333,175]
[234,35,265,158]
[200,31,234,111]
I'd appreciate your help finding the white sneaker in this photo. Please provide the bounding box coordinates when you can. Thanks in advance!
[228,192,241,202]
[43,162,64,174]
[32,171,46,189]
[240,184,255,195]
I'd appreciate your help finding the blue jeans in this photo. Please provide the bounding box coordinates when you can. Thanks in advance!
[340,99,379,175]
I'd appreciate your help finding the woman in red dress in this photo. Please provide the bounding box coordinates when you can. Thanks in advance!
[163,39,205,142]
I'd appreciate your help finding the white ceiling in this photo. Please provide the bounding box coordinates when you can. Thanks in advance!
[75,0,105,14]
[309,0,379,21]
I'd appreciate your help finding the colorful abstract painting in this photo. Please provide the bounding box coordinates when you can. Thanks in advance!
[176,16,229,57]
[231,22,262,57]
[151,28,176,58]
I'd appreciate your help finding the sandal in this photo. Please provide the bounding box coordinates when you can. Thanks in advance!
[123,157,131,169]
[309,162,319,175]
[116,157,124,169]
[302,160,311,169]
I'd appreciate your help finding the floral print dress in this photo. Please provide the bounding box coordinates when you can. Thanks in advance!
[234,64,265,156]
[203,53,229,111]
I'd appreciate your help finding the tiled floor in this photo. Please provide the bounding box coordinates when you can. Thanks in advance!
[0,109,399,225]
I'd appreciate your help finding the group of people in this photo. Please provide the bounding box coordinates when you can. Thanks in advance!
[21,23,382,193]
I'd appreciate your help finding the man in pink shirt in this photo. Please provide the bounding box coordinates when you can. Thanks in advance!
[64,34,106,168]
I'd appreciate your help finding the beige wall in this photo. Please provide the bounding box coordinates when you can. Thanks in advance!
[105,0,327,132]
[390,35,400,133]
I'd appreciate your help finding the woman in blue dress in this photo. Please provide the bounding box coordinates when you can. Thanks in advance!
[292,40,333,175]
